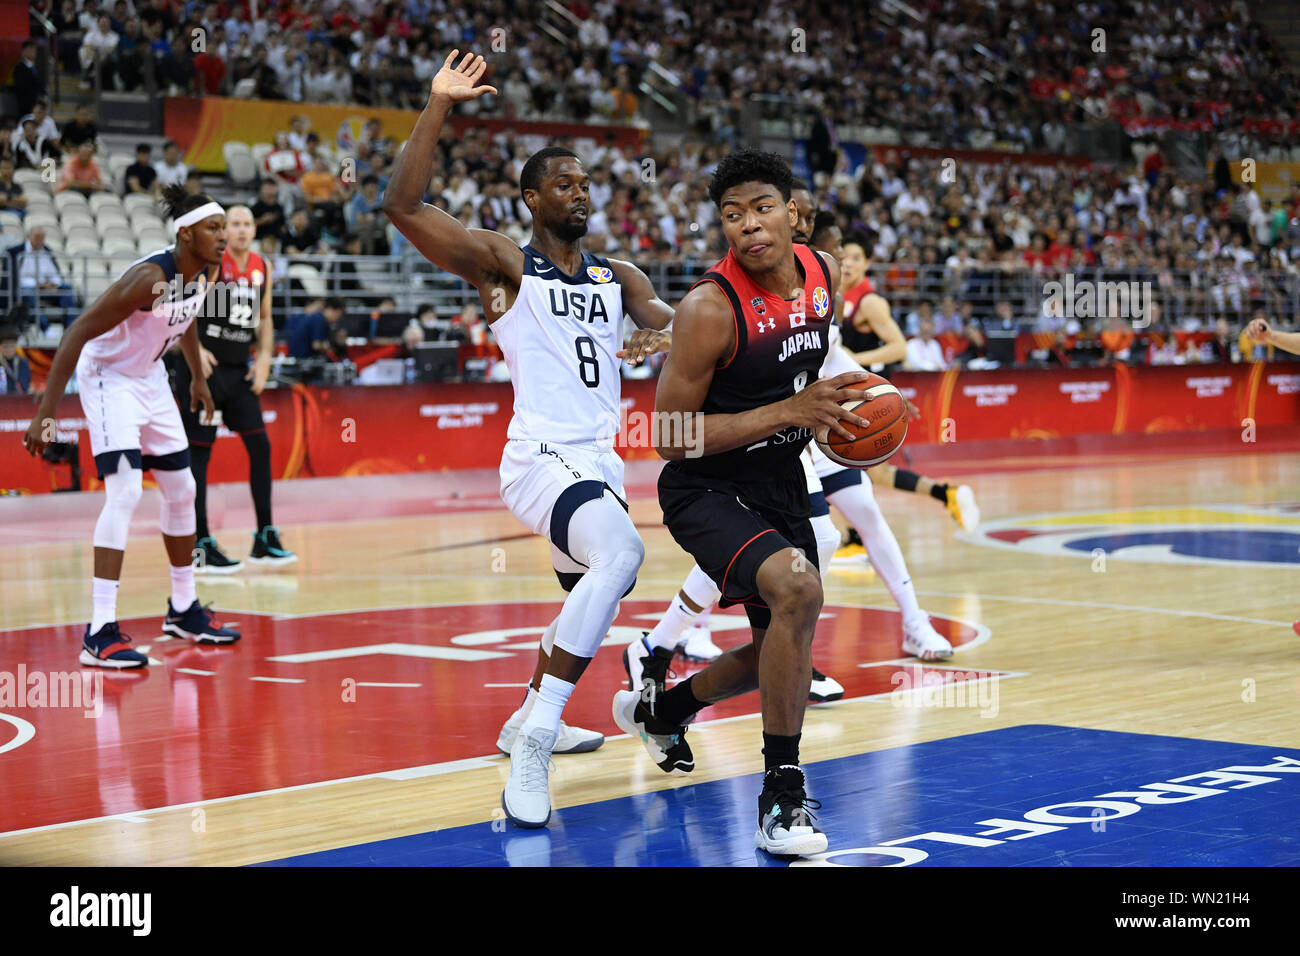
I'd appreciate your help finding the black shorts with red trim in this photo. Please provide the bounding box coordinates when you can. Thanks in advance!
[170,358,266,445]
[658,458,817,630]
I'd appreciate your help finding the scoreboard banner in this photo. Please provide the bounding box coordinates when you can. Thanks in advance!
[1,364,1295,494]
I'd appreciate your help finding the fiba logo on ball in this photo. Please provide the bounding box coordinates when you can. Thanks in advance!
[814,373,908,468]
[812,287,829,317]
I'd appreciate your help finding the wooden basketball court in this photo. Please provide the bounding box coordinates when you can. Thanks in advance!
[2,438,1299,866]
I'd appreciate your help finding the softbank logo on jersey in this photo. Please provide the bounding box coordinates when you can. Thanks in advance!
[548,288,611,324]
[50,887,151,936]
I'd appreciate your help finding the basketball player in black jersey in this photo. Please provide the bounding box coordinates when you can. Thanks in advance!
[613,151,870,856]
[791,186,979,546]
[170,204,296,571]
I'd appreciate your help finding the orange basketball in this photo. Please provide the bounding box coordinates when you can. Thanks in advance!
[813,373,908,468]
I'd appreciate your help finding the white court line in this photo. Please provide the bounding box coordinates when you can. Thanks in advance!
[356,682,421,688]
[910,589,1293,628]
[483,682,529,688]
[0,674,1009,841]
[175,668,214,676]
[248,676,304,684]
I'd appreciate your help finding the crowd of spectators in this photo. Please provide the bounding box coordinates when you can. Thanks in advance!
[25,0,1300,156]
[10,0,1300,369]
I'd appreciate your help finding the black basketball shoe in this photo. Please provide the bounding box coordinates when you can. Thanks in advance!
[755,765,827,857]
[194,536,243,574]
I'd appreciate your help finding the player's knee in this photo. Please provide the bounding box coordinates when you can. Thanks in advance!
[107,467,144,511]
[767,569,823,628]
[158,468,196,505]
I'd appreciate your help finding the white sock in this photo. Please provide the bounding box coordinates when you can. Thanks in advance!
[515,684,539,721]
[520,673,573,741]
[91,577,119,633]
[829,485,924,626]
[646,593,698,651]
[170,564,197,611]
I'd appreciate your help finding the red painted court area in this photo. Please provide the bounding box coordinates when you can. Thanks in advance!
[0,601,991,833]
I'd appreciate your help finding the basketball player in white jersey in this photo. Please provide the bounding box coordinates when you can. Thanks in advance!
[385,51,672,828]
[22,183,242,667]
[628,203,951,701]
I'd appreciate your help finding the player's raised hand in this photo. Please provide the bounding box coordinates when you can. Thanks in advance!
[430,50,498,103]
[784,371,873,441]
[1246,317,1270,343]
[618,329,671,365]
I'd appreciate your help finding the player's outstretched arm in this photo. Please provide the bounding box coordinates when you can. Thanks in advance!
[1247,317,1300,356]
[382,51,521,301]
[654,285,871,460]
[22,263,164,456]
[609,259,673,331]
[850,293,907,366]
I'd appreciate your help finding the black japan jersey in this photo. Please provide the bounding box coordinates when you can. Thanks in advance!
[674,243,834,481]
[201,249,268,366]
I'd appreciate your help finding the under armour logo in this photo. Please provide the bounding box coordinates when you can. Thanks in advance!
[757,318,776,332]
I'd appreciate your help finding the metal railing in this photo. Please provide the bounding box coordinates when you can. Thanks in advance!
[4,254,1297,344]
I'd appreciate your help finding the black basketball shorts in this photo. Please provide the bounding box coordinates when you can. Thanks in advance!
[172,359,266,445]
[658,458,819,630]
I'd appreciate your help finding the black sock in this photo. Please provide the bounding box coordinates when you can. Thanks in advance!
[190,444,212,541]
[893,468,921,492]
[762,732,801,773]
[846,527,864,547]
[241,431,273,531]
[654,674,705,726]
[929,481,950,504]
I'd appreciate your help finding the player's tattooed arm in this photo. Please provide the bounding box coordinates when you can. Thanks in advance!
[382,50,522,314]
[22,263,164,456]
[850,293,907,366]
[653,285,870,460]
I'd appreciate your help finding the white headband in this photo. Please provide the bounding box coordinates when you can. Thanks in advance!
[174,202,226,229]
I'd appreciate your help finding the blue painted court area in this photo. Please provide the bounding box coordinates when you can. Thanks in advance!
[259,725,1300,867]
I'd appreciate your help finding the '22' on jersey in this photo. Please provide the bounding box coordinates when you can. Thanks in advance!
[492,245,625,446]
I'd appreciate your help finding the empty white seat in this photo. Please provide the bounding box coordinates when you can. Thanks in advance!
[288,263,325,298]
[53,190,89,212]
[0,210,22,232]
[227,152,259,185]
[123,193,157,214]
[60,210,95,230]
[103,235,137,254]
[89,192,124,214]
[24,211,60,232]
[250,142,273,170]
[66,234,103,255]
[95,209,129,230]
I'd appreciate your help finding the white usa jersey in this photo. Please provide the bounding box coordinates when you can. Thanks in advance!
[492,246,625,446]
[80,247,212,379]
[818,320,864,378]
